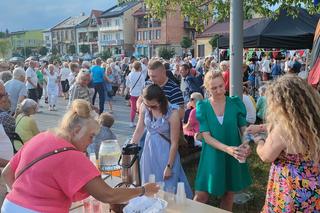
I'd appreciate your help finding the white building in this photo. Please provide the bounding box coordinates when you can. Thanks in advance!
[76,10,102,55]
[42,29,52,52]
[99,1,141,56]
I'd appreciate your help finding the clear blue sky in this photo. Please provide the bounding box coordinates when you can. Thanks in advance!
[0,0,117,32]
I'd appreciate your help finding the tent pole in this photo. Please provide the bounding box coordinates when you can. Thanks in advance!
[230,0,243,97]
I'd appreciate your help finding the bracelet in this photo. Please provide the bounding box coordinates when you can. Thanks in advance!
[139,186,145,196]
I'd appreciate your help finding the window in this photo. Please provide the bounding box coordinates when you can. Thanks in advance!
[115,19,120,26]
[71,30,75,40]
[137,17,148,28]
[106,20,111,27]
[91,18,97,26]
[65,31,69,40]
[57,31,60,41]
[45,36,50,41]
[198,44,205,57]
[61,31,64,41]
[156,30,161,39]
[136,32,142,41]
[143,31,148,40]
[116,32,121,40]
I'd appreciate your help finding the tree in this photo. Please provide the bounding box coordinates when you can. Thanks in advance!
[52,46,59,55]
[68,44,76,55]
[100,49,112,61]
[39,46,48,56]
[25,47,32,57]
[124,0,319,31]
[0,39,11,58]
[209,34,220,49]
[158,47,175,60]
[0,32,6,39]
[80,44,90,54]
[180,36,192,49]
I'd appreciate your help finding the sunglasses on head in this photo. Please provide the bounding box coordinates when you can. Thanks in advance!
[0,92,8,98]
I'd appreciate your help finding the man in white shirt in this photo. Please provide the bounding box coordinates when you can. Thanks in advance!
[25,60,38,102]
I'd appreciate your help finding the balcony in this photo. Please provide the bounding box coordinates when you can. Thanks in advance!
[99,25,122,32]
[100,39,124,46]
[89,38,98,42]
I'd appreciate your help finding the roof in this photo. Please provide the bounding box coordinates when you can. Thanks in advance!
[100,1,140,18]
[197,18,264,38]
[52,15,89,30]
[92,10,103,25]
[132,7,147,17]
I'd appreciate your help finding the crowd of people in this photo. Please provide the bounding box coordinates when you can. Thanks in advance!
[0,52,318,212]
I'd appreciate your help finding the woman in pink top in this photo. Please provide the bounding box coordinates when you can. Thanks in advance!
[183,92,203,146]
[1,99,159,213]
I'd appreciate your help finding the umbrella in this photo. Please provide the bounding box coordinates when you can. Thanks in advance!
[25,56,39,62]
[9,57,24,63]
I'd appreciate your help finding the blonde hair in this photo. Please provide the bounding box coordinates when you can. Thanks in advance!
[203,70,224,90]
[76,69,91,83]
[57,99,99,139]
[265,75,320,162]
[133,61,142,71]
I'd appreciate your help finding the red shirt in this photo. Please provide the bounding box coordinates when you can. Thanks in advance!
[222,70,230,91]
[7,131,100,213]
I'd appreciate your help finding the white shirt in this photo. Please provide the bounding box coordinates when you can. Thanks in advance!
[243,95,256,124]
[126,71,145,97]
[60,68,71,81]
[0,124,13,161]
[25,67,38,89]
[261,59,271,73]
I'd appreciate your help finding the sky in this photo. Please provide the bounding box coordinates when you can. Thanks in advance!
[0,0,117,32]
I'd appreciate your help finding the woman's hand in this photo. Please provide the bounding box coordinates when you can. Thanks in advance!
[247,124,265,135]
[143,183,160,197]
[225,146,246,160]
[163,167,172,180]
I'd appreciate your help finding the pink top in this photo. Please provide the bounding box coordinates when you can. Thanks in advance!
[222,70,230,91]
[6,131,100,213]
[183,109,199,136]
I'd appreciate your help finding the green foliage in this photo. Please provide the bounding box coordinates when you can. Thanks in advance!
[0,39,11,58]
[100,49,113,61]
[0,32,6,39]
[25,47,32,57]
[209,34,220,49]
[158,47,175,60]
[68,44,76,55]
[80,45,90,54]
[52,46,59,55]
[121,0,320,32]
[39,46,48,56]
[180,36,192,49]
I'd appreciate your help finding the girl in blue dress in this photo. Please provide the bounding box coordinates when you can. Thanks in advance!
[131,84,193,198]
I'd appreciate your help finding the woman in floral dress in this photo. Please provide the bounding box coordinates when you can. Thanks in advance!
[248,75,320,212]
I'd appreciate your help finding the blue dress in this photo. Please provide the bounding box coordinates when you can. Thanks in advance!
[141,105,193,198]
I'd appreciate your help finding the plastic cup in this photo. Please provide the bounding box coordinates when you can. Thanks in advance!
[89,153,97,166]
[238,143,249,163]
[157,182,165,199]
[82,198,91,213]
[149,174,156,183]
[92,199,101,213]
[176,182,186,204]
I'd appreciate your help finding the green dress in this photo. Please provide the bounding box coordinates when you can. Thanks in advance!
[195,96,252,196]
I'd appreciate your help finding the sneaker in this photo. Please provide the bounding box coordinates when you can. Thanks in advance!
[129,122,135,128]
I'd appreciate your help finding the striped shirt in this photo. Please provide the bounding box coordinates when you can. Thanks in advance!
[146,78,184,106]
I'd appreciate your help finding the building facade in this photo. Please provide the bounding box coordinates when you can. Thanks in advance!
[76,10,102,55]
[10,30,43,55]
[99,1,141,56]
[51,14,88,55]
[133,6,194,58]
[43,29,52,52]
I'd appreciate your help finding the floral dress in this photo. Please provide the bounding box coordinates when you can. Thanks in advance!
[262,152,320,212]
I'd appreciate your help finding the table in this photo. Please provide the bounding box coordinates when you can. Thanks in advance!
[70,176,229,213]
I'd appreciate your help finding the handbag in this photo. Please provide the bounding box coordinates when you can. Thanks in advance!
[125,73,142,100]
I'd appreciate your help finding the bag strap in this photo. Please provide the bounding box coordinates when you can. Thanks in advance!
[130,73,142,92]
[158,131,171,144]
[16,114,26,127]
[15,147,76,180]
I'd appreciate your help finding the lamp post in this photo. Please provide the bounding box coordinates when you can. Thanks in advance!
[230,0,243,97]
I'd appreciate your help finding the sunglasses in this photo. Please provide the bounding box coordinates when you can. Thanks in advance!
[190,98,194,101]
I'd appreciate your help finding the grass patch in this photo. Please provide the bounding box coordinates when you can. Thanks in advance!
[183,145,271,212]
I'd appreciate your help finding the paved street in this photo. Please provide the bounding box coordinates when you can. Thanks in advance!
[33,95,135,145]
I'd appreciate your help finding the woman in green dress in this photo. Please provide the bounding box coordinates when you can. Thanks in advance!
[194,71,252,211]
